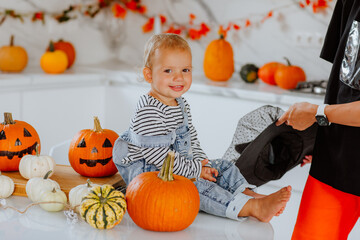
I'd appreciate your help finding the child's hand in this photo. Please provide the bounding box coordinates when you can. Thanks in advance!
[200,159,218,182]
[300,155,312,167]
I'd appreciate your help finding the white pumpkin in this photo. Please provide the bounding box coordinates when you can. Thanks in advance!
[39,188,67,212]
[26,170,60,202]
[19,144,56,180]
[0,171,14,198]
[69,179,99,212]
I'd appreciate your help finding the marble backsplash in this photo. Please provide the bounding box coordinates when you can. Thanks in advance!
[0,0,335,81]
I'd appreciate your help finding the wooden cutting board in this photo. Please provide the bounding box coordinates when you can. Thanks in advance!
[2,164,125,197]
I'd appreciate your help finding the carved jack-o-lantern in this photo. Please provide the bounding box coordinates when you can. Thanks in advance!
[68,117,119,177]
[0,112,41,171]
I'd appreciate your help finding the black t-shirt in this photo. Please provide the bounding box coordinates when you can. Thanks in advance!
[310,0,360,196]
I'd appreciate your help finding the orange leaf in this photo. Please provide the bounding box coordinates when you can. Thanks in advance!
[189,29,201,40]
[233,24,240,30]
[125,1,137,11]
[245,19,251,27]
[112,3,127,19]
[142,17,154,33]
[138,6,147,14]
[160,15,166,24]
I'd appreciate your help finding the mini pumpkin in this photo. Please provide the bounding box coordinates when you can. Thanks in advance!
[274,58,306,90]
[19,144,55,180]
[50,39,76,69]
[0,171,15,198]
[203,34,234,81]
[26,170,60,202]
[68,116,119,177]
[40,41,68,74]
[126,152,200,232]
[0,112,40,172]
[69,179,99,212]
[240,64,259,83]
[258,62,285,85]
[39,187,67,212]
[80,184,127,229]
[0,35,28,73]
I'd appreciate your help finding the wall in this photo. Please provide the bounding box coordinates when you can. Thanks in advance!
[0,0,335,80]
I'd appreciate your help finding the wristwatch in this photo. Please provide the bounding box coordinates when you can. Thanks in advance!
[315,104,330,126]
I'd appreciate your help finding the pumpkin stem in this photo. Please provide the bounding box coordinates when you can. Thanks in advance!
[48,41,55,52]
[219,34,225,40]
[10,35,14,46]
[35,143,40,157]
[52,187,57,193]
[44,170,52,179]
[3,112,15,125]
[284,57,292,66]
[93,116,103,132]
[86,179,93,188]
[158,151,175,181]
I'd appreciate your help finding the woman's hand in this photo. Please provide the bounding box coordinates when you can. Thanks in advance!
[200,159,218,182]
[300,155,312,167]
[276,102,318,130]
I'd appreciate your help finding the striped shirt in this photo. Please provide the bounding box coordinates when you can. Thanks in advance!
[123,94,207,178]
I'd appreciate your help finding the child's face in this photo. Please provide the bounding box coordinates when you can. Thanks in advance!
[144,48,192,106]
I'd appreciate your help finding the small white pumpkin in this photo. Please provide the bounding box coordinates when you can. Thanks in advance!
[69,179,99,212]
[19,144,56,180]
[26,170,60,202]
[39,188,67,212]
[0,171,14,198]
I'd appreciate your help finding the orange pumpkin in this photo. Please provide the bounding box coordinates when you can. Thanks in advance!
[51,39,76,69]
[40,41,68,74]
[0,35,28,73]
[203,34,234,81]
[126,152,200,232]
[68,117,119,177]
[275,58,306,90]
[258,62,285,85]
[0,112,40,172]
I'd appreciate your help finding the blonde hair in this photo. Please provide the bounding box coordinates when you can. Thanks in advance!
[143,33,191,68]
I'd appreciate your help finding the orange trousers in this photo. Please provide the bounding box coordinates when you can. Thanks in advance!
[292,175,360,240]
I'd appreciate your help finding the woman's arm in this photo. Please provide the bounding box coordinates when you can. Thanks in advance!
[276,101,360,130]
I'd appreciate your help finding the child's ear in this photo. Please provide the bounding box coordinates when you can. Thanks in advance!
[143,67,152,83]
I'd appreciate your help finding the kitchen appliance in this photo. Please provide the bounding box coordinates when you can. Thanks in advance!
[293,80,327,95]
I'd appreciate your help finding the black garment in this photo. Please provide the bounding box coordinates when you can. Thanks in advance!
[310,0,360,196]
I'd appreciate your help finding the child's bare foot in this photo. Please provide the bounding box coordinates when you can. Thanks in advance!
[238,186,292,222]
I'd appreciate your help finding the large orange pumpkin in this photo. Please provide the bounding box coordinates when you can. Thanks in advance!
[68,117,119,177]
[258,62,285,85]
[0,112,40,172]
[203,34,234,81]
[0,35,28,73]
[51,39,76,69]
[274,58,306,90]
[40,41,68,74]
[126,152,200,232]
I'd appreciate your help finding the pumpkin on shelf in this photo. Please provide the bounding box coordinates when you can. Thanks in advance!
[19,144,56,180]
[240,63,259,83]
[0,35,28,73]
[258,61,285,85]
[126,151,200,232]
[40,41,68,74]
[274,58,306,90]
[0,112,41,172]
[50,39,76,69]
[0,171,15,198]
[69,179,99,212]
[26,170,60,202]
[80,184,127,230]
[203,32,234,82]
[39,187,67,212]
[68,116,119,178]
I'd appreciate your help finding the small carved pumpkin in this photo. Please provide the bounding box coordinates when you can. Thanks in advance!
[26,170,60,202]
[274,58,306,90]
[69,179,99,212]
[39,187,67,212]
[126,152,200,232]
[19,144,56,180]
[0,112,41,172]
[50,39,76,69]
[203,34,234,82]
[40,41,68,74]
[0,171,15,198]
[0,35,28,73]
[68,117,119,177]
